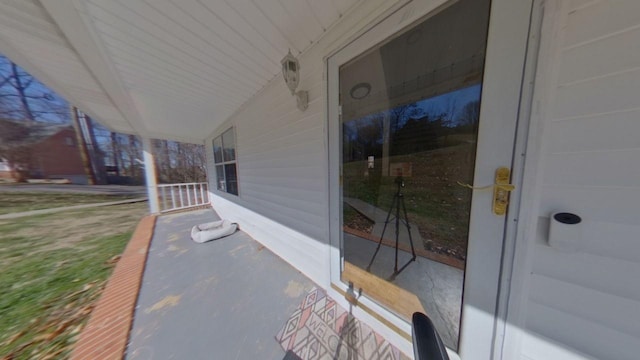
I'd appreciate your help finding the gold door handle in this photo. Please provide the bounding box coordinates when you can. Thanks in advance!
[456,167,515,215]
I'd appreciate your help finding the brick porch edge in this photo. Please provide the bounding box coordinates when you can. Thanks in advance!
[70,215,157,360]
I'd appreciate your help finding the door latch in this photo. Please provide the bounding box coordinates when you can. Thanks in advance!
[493,167,515,215]
[456,167,515,215]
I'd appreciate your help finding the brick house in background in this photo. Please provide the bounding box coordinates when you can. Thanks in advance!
[0,119,88,184]
[0,159,12,180]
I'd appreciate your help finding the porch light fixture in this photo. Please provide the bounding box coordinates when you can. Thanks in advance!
[281,50,309,111]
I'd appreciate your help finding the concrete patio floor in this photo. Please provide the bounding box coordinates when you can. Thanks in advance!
[126,209,316,359]
[344,234,463,350]
[127,209,410,360]
[342,197,464,349]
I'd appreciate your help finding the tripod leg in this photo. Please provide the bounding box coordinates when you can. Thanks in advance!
[366,195,397,271]
[400,194,417,261]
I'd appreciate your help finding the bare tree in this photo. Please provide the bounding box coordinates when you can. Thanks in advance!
[458,100,481,128]
[0,55,69,122]
[0,120,32,181]
[1,56,208,185]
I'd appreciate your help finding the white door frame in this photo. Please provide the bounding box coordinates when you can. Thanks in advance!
[327,0,534,358]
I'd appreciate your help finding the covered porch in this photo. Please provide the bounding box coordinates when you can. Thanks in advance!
[3,1,640,359]
[126,208,409,359]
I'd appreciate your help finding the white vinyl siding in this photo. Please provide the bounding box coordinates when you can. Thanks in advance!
[521,1,640,359]
[205,0,402,244]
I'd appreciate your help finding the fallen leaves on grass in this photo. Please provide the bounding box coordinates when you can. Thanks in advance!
[1,280,105,360]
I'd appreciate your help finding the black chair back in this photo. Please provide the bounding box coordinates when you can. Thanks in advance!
[412,312,450,360]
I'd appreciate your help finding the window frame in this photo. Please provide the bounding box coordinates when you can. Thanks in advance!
[212,127,238,196]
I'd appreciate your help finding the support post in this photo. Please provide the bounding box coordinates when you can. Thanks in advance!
[142,137,160,214]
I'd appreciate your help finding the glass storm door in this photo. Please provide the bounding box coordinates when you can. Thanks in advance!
[327,0,533,357]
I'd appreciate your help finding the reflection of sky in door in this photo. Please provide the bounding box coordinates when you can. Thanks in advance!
[417,84,481,124]
[344,83,482,134]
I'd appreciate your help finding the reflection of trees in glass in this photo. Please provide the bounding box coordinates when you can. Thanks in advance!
[457,100,480,132]
[342,87,483,259]
[343,114,382,163]
[344,88,482,163]
[342,86,482,175]
[391,115,440,155]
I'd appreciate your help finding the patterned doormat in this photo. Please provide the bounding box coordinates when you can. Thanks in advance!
[276,287,410,360]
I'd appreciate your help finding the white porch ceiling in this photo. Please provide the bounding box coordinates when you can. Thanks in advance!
[0,0,360,143]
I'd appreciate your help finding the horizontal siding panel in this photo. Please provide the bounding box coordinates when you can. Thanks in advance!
[235,194,326,241]
[549,109,640,153]
[238,90,324,143]
[240,185,325,217]
[239,135,323,163]
[241,157,324,178]
[542,149,640,187]
[526,302,639,360]
[577,221,640,263]
[529,274,640,337]
[240,164,323,179]
[210,193,329,286]
[240,114,323,154]
[531,242,640,302]
[563,0,640,48]
[525,1,640,359]
[553,68,640,119]
[521,331,596,360]
[215,51,328,241]
[539,185,640,224]
[238,105,310,141]
[239,141,324,169]
[239,161,324,178]
[241,176,324,195]
[536,215,640,264]
[220,37,326,132]
[559,25,640,85]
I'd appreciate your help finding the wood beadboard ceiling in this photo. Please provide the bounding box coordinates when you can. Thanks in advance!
[0,0,359,143]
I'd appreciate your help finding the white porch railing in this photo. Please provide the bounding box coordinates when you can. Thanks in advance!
[157,182,210,213]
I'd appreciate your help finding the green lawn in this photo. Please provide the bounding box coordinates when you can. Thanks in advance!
[343,143,475,260]
[0,201,147,359]
[0,192,138,215]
